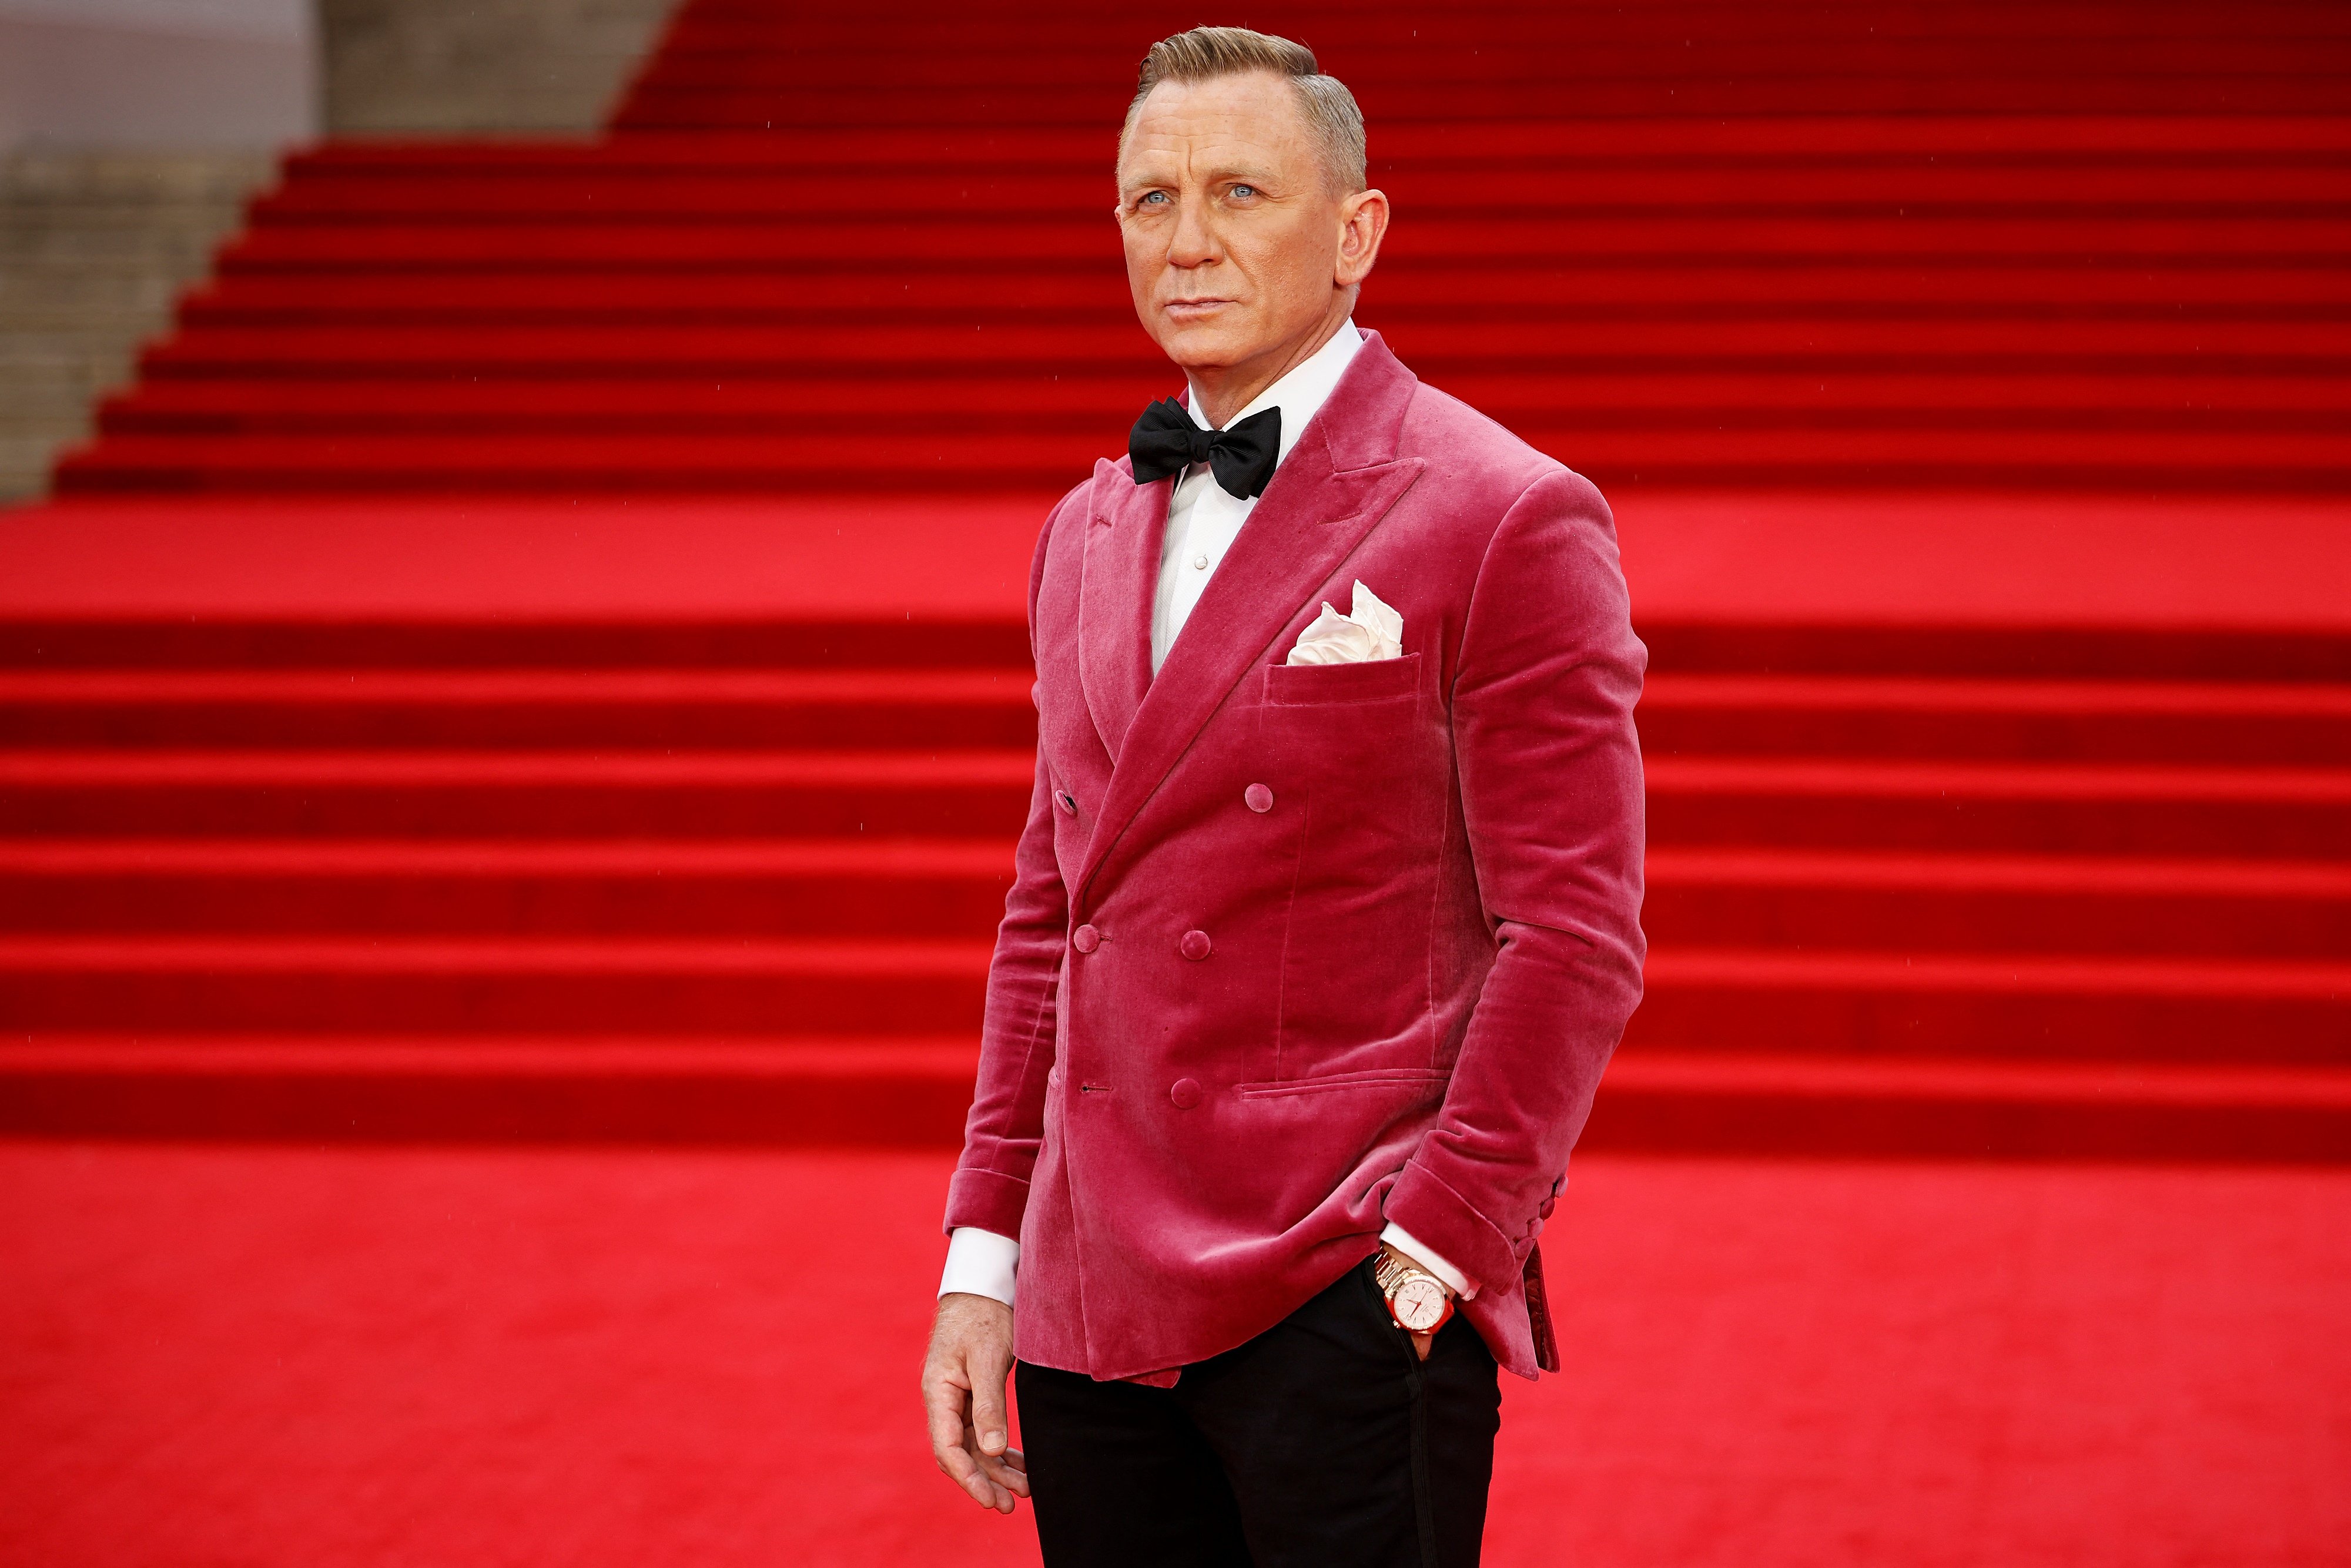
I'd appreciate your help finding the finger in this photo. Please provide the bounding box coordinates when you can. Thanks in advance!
[924,1375,974,1470]
[978,1439,1034,1505]
[960,1420,1016,1510]
[968,1351,1012,1458]
[1414,1331,1434,1362]
[952,1445,1002,1507]
[927,1381,1003,1508]
[937,1440,993,1505]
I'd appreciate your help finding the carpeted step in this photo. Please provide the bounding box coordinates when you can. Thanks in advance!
[105,376,1160,424]
[1627,948,2351,1063]
[1640,675,2351,765]
[103,373,2351,424]
[0,1033,982,1144]
[0,617,1037,672]
[142,316,2351,368]
[0,668,1037,749]
[1647,756,2351,857]
[0,935,991,1034]
[1643,848,2351,960]
[1637,622,2351,684]
[186,250,2351,307]
[0,749,1037,837]
[57,432,1113,493]
[0,838,1014,937]
[62,428,2351,495]
[237,159,2351,216]
[618,78,2351,129]
[178,219,2351,274]
[1584,1048,2351,1160]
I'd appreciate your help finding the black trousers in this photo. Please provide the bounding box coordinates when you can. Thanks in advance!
[1015,1257,1502,1567]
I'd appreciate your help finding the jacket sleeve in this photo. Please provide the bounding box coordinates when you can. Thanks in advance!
[1381,467,1648,1295]
[942,507,1074,1239]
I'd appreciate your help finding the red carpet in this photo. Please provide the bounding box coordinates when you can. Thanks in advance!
[3,1141,2345,1566]
[1,489,2346,1155]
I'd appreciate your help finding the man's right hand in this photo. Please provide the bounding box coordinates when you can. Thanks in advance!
[922,1292,1028,1513]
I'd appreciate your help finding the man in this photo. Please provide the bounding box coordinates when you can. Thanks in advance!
[920,26,1645,1566]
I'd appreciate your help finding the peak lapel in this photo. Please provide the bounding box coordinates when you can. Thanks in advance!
[1076,457,1160,763]
[1073,336,1425,910]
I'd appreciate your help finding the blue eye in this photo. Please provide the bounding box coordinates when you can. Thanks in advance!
[1231,185,1257,199]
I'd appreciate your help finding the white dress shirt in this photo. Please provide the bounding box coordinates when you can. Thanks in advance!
[1149,319,1364,673]
[940,321,1472,1309]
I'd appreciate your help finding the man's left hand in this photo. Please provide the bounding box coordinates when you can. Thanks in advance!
[1379,1241,1455,1362]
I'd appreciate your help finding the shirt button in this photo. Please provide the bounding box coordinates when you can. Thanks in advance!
[1179,929,1211,961]
[1243,783,1273,813]
[1170,1078,1203,1110]
[1072,924,1100,953]
[1054,790,1077,815]
[1192,555,1209,570]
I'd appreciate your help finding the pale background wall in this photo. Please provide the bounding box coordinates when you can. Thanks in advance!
[0,0,319,150]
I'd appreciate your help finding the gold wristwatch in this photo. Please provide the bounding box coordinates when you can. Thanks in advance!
[1374,1247,1456,1336]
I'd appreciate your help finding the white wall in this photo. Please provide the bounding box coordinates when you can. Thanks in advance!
[0,0,318,149]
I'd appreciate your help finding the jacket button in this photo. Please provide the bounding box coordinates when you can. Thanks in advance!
[1072,924,1100,953]
[1244,783,1273,813]
[1054,790,1077,815]
[1170,1078,1203,1109]
[1179,929,1211,961]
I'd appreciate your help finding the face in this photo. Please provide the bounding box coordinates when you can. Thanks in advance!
[1116,72,1387,390]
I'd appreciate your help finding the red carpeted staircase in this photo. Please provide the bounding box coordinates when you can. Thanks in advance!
[6,1,2350,1158]
[55,112,2351,494]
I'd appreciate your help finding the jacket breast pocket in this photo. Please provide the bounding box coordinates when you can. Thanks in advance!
[1257,653,1448,1080]
[1262,651,1424,709]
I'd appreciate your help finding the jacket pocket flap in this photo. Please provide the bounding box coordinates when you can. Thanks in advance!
[1264,651,1422,707]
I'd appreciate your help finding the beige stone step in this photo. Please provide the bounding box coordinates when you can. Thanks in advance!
[0,152,271,503]
[323,0,682,134]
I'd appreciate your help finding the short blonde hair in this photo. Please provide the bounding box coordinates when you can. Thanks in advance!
[1126,26,1367,193]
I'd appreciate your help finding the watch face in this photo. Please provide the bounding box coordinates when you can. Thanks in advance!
[1393,1276,1448,1333]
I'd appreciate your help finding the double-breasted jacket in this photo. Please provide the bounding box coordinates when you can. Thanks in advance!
[945,334,1647,1382]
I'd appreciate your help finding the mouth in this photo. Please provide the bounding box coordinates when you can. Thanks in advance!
[1163,297,1234,321]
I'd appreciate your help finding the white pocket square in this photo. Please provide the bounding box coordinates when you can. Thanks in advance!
[1287,580,1403,666]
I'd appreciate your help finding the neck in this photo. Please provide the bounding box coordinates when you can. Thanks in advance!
[1187,299,1354,428]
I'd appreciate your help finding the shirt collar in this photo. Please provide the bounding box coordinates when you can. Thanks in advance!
[1185,319,1364,467]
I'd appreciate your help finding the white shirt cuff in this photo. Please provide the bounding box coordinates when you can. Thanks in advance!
[1380,1221,1474,1299]
[939,1226,1019,1308]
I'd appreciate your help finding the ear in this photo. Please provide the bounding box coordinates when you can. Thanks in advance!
[1335,188,1389,287]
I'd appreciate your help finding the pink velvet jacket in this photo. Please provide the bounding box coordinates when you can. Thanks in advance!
[944,334,1646,1382]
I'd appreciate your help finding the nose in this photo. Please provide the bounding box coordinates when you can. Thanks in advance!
[1167,192,1218,269]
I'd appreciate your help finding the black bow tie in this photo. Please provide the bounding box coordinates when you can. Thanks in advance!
[1129,398,1282,499]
